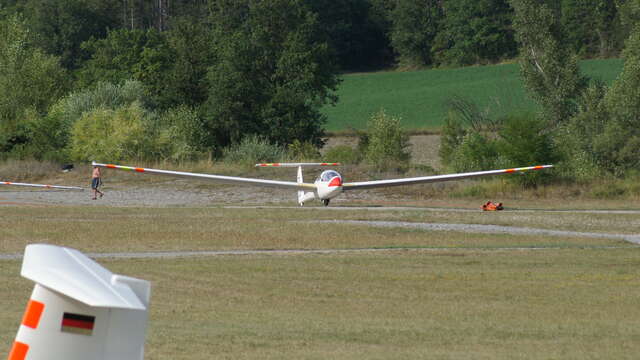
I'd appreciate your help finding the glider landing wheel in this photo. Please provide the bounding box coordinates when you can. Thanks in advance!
[322,199,330,207]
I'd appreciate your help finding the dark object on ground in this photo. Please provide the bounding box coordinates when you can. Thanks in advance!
[62,164,74,172]
[482,201,503,211]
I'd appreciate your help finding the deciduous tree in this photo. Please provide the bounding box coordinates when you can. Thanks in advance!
[0,15,67,155]
[433,0,516,66]
[204,0,340,148]
[390,0,442,67]
[23,0,121,69]
[510,0,587,126]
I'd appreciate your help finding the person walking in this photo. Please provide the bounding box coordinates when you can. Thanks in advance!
[91,165,104,200]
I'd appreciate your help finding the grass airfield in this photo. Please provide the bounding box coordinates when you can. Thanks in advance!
[2,202,640,359]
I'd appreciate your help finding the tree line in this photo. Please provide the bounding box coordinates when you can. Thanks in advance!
[440,0,640,183]
[0,0,638,182]
[1,0,630,72]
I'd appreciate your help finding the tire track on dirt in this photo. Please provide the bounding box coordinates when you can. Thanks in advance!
[1,243,635,261]
[311,220,640,244]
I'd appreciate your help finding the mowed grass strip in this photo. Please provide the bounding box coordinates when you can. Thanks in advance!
[2,248,640,359]
[1,206,637,254]
[323,59,623,131]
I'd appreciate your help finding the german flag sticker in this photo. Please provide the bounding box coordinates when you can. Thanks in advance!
[61,313,95,336]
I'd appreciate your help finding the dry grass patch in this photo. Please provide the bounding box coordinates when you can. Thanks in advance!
[1,206,636,254]
[3,249,640,359]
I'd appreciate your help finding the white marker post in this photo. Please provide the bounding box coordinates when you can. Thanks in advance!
[8,244,151,360]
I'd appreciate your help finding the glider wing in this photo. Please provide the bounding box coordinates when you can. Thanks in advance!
[342,165,553,191]
[92,162,316,191]
[1,181,83,190]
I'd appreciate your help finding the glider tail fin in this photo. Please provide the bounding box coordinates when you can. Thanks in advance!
[297,166,304,206]
[296,166,315,206]
[255,163,339,206]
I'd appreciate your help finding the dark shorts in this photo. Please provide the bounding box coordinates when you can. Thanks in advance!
[91,178,101,189]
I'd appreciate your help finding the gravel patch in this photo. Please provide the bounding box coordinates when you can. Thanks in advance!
[0,184,295,207]
[0,181,402,207]
[4,184,640,214]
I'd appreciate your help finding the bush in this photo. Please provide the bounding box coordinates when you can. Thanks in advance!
[152,106,208,162]
[222,135,287,166]
[591,121,640,176]
[287,140,320,161]
[555,82,608,181]
[439,115,467,167]
[324,145,361,165]
[16,80,151,162]
[364,109,411,172]
[441,113,559,187]
[5,108,70,162]
[69,102,153,162]
[448,132,499,172]
[496,115,557,186]
[49,80,147,129]
[440,94,557,186]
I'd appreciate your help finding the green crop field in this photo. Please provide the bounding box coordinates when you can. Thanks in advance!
[322,58,624,132]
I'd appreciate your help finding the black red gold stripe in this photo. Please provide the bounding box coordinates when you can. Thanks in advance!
[61,313,95,335]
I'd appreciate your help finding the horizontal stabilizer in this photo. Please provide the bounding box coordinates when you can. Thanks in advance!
[256,163,340,167]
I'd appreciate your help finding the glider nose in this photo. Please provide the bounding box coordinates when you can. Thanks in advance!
[328,176,342,187]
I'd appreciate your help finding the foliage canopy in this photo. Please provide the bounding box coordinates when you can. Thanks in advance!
[204,0,340,149]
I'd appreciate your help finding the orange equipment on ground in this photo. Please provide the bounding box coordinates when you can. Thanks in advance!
[482,201,503,211]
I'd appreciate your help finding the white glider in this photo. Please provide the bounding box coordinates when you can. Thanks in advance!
[0,181,83,191]
[93,161,552,206]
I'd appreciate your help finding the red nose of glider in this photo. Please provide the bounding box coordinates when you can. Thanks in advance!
[328,176,343,187]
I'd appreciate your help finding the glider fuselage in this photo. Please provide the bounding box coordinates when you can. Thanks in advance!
[311,170,343,203]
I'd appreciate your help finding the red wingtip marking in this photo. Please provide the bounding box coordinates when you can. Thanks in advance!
[505,169,515,173]
[106,164,117,169]
[135,168,145,172]
[534,165,544,170]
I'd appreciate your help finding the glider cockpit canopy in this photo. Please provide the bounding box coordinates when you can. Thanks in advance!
[317,170,341,183]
